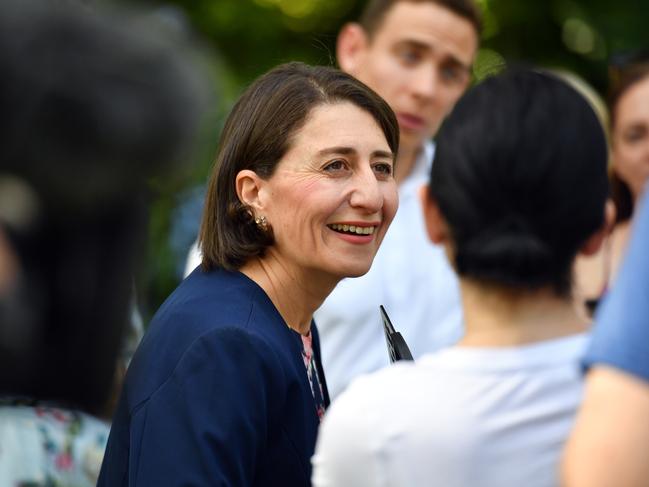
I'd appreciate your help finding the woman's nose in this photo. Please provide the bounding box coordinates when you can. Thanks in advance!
[349,168,383,213]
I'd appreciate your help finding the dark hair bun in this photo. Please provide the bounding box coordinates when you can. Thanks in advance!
[455,214,556,288]
[430,68,609,295]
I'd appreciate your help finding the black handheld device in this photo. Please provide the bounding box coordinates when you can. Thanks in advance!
[380,305,414,363]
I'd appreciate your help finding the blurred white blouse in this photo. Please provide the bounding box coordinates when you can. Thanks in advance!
[312,334,588,487]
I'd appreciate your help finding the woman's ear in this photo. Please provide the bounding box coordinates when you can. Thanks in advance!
[580,198,617,256]
[336,23,368,76]
[419,185,448,244]
[236,169,265,213]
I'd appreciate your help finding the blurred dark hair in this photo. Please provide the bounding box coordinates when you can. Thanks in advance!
[429,69,609,296]
[359,0,482,39]
[199,61,399,271]
[608,51,649,223]
[0,0,207,414]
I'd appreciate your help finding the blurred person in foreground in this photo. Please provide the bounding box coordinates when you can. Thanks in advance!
[562,189,649,487]
[0,0,206,484]
[313,69,610,487]
[575,54,649,311]
[313,0,481,399]
[98,62,399,487]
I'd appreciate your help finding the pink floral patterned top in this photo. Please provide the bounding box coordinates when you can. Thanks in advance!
[301,332,326,421]
[0,403,108,486]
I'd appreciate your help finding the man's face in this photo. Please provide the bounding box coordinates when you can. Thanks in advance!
[342,2,478,154]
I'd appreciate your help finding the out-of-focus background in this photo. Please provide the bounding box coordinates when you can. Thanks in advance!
[118,0,648,319]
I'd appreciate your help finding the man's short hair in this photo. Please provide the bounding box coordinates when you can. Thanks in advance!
[359,0,482,39]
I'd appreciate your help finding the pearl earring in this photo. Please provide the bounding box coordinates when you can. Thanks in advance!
[255,215,268,229]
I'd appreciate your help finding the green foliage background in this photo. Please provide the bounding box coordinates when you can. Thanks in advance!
[124,0,649,318]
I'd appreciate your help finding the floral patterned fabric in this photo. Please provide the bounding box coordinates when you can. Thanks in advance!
[301,332,326,421]
[0,404,108,487]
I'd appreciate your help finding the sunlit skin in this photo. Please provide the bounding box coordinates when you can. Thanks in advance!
[238,102,398,333]
[338,2,478,182]
[612,75,649,199]
[562,367,649,487]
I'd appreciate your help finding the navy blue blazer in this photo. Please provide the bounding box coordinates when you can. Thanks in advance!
[98,269,330,486]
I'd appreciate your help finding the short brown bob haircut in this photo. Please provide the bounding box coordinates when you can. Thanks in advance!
[359,0,482,39]
[199,62,399,271]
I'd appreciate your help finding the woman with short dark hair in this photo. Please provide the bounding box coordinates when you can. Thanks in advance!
[99,62,399,487]
[313,69,610,487]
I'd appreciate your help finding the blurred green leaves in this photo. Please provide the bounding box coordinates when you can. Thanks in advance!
[132,0,648,100]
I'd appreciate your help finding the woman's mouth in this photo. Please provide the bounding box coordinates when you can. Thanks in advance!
[327,224,376,235]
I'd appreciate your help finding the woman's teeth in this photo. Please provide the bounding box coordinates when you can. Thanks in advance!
[328,224,375,235]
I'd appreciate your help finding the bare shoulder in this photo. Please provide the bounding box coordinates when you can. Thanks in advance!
[562,366,649,487]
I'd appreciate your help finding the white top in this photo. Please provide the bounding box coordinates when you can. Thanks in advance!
[313,142,463,399]
[184,240,201,278]
[312,333,589,487]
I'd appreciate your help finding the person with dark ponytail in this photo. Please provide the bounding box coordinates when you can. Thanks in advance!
[313,68,610,487]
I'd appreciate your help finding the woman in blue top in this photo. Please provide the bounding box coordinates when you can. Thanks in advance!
[98,62,399,486]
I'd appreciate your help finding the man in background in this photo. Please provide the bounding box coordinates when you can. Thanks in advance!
[314,0,481,398]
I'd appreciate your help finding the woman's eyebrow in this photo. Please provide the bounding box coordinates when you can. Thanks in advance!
[316,147,394,160]
[316,146,357,157]
[372,150,395,160]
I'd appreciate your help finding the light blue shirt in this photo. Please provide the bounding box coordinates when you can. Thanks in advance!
[584,191,649,382]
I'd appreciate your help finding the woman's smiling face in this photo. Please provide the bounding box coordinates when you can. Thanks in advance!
[612,74,649,199]
[256,101,398,284]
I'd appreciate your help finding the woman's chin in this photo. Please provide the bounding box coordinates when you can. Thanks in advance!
[320,255,375,281]
[338,263,372,279]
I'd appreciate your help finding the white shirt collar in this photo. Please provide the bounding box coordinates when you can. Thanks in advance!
[399,140,435,200]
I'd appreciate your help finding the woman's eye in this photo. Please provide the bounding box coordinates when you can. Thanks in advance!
[373,163,393,176]
[323,159,347,172]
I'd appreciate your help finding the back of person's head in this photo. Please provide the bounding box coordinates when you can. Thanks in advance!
[199,61,398,271]
[429,68,609,296]
[0,0,207,414]
[359,0,482,39]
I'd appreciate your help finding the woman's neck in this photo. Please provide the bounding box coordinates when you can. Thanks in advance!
[458,279,590,347]
[240,254,336,336]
